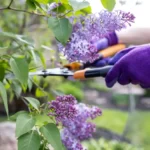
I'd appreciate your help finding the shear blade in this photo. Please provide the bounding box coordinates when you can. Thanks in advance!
[29,68,73,77]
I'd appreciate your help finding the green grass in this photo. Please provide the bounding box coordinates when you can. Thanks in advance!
[92,109,128,134]
[82,138,141,150]
[125,111,150,150]
[92,109,150,150]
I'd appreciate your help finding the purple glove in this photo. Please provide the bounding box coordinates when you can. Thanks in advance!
[95,32,118,50]
[91,57,110,67]
[90,32,118,67]
[92,46,133,67]
[106,44,150,88]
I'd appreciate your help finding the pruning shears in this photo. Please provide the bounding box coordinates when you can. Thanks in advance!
[29,44,125,80]
[29,65,113,80]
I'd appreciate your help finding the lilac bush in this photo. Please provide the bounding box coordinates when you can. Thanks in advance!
[58,10,135,63]
[48,95,102,150]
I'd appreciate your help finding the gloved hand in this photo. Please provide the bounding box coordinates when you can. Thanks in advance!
[105,44,150,88]
[91,57,110,67]
[94,32,118,50]
[89,32,118,67]
[92,45,131,67]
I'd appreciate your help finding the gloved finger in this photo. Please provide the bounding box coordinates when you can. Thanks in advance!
[108,46,136,65]
[95,38,109,51]
[130,79,139,85]
[118,73,130,85]
[105,63,121,87]
[92,57,110,67]
[140,83,150,89]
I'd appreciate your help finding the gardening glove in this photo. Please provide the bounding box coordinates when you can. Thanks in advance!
[90,32,119,67]
[95,32,118,50]
[105,44,150,88]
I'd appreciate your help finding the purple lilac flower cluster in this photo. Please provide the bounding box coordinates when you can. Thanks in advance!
[48,95,77,123]
[48,95,102,150]
[58,10,135,63]
[47,2,62,16]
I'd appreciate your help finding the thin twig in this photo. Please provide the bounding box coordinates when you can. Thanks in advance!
[0,7,7,10]
[0,7,47,17]
[30,78,48,96]
[21,96,29,106]
[10,7,47,16]
[8,0,14,8]
[60,10,72,18]
[0,3,72,18]
[19,5,27,34]
[0,0,13,10]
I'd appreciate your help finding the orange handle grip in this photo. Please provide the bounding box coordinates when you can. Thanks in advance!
[99,44,126,58]
[73,70,86,79]
[64,62,82,70]
[73,66,112,79]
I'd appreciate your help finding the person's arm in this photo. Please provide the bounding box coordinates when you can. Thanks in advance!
[116,27,150,45]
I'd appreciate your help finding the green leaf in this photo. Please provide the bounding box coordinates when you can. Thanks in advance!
[101,0,116,11]
[26,0,37,10]
[0,65,5,81]
[69,0,90,12]
[35,88,47,98]
[18,130,40,150]
[61,0,69,4]
[48,17,72,44]
[34,1,44,10]
[40,123,63,150]
[0,31,34,46]
[0,31,17,39]
[75,6,92,15]
[53,4,66,13]
[28,78,33,92]
[11,80,22,98]
[30,49,37,63]
[24,97,40,111]
[35,51,46,69]
[35,114,52,127]
[10,56,29,87]
[35,0,51,4]
[16,114,36,138]
[16,36,34,46]
[0,46,8,50]
[10,111,28,121]
[0,82,8,117]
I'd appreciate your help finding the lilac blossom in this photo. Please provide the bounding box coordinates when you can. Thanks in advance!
[47,95,77,122]
[58,10,135,63]
[61,128,84,150]
[62,103,102,140]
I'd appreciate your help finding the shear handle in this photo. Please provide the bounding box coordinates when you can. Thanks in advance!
[73,65,113,79]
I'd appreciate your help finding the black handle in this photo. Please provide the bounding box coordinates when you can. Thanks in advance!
[84,65,113,78]
[83,55,103,69]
